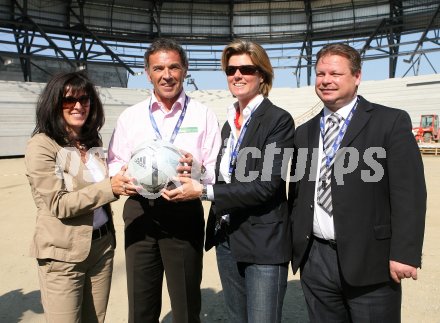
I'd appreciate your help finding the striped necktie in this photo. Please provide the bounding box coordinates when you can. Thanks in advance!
[317,113,342,216]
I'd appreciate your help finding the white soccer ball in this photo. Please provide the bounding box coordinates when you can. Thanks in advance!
[127,140,183,198]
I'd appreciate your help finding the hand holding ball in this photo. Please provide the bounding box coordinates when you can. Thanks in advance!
[127,140,183,199]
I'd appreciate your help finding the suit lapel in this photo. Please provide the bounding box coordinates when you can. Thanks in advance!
[340,96,372,148]
[308,112,321,148]
[239,98,269,149]
[307,113,322,182]
[214,98,270,180]
[215,122,231,180]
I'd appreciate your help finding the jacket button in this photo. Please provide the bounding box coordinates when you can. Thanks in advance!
[306,235,310,240]
[310,204,313,209]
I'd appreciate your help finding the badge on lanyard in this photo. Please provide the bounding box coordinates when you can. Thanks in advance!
[319,98,359,167]
[228,114,253,175]
[149,95,189,144]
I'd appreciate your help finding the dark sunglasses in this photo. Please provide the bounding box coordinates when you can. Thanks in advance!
[62,95,90,108]
[225,65,260,76]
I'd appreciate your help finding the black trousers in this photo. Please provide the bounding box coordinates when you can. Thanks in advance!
[301,238,402,323]
[124,196,204,323]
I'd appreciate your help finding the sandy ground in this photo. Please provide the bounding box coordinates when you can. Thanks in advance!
[0,156,439,323]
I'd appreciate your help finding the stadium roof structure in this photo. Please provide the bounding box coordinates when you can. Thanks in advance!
[0,0,439,86]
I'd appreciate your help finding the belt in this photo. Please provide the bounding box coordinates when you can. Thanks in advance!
[145,196,199,207]
[134,196,169,207]
[147,197,169,207]
[313,236,337,250]
[92,222,110,241]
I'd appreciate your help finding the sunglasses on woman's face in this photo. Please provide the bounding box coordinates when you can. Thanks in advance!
[225,65,260,76]
[62,95,90,108]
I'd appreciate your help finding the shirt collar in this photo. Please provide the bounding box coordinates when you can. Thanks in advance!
[228,94,264,120]
[150,90,186,114]
[323,95,358,121]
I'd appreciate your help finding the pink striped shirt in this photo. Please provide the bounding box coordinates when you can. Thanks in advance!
[108,91,221,184]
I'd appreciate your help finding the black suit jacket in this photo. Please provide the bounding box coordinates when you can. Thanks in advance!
[205,98,295,265]
[290,95,426,286]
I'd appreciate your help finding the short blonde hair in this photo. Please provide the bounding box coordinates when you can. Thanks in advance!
[221,39,273,97]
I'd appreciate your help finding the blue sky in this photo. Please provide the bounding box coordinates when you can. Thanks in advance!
[0,29,437,90]
[127,50,439,91]
[127,33,440,91]
[127,55,439,92]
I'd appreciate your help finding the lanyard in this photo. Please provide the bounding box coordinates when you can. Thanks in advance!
[320,98,359,167]
[148,95,189,144]
[228,113,253,175]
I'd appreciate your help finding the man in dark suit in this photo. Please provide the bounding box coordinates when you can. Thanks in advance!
[289,43,426,322]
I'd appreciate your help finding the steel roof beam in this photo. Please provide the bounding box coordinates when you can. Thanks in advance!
[12,0,75,68]
[404,3,440,63]
[68,3,136,75]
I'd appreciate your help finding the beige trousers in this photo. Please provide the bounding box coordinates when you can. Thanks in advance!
[37,233,114,323]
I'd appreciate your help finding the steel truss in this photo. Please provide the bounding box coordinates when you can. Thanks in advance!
[0,0,439,85]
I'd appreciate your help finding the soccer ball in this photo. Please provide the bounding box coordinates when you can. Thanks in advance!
[127,140,183,198]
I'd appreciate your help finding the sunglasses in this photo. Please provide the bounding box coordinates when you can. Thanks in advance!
[62,95,90,108]
[225,65,260,76]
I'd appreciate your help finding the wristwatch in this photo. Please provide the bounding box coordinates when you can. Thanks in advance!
[200,184,208,201]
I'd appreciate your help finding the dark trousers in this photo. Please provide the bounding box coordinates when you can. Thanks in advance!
[124,196,204,323]
[301,238,402,323]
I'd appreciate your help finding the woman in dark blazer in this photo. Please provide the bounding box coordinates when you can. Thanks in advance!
[164,39,295,323]
[25,71,131,323]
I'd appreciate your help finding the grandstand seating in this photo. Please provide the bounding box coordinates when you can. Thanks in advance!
[0,73,439,156]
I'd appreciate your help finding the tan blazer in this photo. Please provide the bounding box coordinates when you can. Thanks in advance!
[25,133,118,262]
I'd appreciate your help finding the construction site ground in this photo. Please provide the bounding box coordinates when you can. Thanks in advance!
[0,156,439,323]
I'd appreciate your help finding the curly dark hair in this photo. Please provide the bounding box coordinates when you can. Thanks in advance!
[32,71,104,148]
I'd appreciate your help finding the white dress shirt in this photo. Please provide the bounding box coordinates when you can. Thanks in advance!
[206,94,264,199]
[313,96,358,240]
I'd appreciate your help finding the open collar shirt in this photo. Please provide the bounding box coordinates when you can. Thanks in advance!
[107,90,221,185]
[206,94,263,216]
[219,94,264,184]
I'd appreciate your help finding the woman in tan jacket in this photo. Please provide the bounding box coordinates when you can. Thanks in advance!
[25,71,133,323]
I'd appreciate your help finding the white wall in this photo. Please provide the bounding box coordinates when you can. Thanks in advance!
[0,73,439,156]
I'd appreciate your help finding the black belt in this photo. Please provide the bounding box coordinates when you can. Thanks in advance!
[132,195,170,207]
[142,196,199,207]
[92,222,110,240]
[314,236,337,250]
[147,196,169,207]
